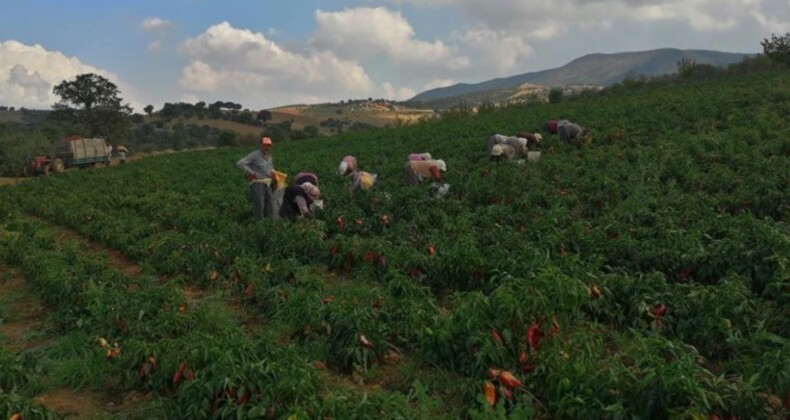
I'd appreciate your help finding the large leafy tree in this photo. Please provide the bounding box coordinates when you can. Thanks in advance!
[52,73,132,142]
[761,32,790,65]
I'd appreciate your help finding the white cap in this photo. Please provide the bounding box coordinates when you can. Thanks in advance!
[338,161,348,175]
[534,133,542,142]
[491,145,504,156]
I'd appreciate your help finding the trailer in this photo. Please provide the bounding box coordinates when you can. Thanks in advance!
[51,135,109,172]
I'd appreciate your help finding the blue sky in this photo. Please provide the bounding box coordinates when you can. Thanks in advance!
[0,0,785,111]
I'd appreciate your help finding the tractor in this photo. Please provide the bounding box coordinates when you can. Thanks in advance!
[22,136,109,177]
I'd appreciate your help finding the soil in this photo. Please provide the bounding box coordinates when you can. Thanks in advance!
[0,265,49,352]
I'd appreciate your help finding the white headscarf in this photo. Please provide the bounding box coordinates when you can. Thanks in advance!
[435,159,447,172]
[420,153,432,160]
[301,182,321,200]
[338,161,348,176]
[533,133,542,142]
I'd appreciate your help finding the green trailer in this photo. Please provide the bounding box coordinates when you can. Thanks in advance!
[51,136,109,172]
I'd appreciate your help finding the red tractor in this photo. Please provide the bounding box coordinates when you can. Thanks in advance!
[22,155,65,177]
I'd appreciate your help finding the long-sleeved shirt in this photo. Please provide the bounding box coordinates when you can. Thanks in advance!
[559,123,584,141]
[410,160,441,181]
[236,150,273,179]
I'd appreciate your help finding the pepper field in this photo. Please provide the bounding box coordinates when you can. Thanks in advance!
[0,71,788,419]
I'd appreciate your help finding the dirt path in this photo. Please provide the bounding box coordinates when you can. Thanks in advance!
[0,265,49,352]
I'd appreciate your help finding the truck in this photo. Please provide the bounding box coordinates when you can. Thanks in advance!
[23,135,109,176]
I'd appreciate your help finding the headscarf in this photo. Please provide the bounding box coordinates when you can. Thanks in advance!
[301,182,321,200]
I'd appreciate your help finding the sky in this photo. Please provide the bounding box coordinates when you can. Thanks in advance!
[0,0,787,112]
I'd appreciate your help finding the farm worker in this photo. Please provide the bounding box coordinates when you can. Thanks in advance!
[237,137,275,219]
[279,182,321,220]
[557,121,588,142]
[352,171,377,191]
[514,132,542,149]
[294,172,318,187]
[408,153,432,161]
[488,134,527,157]
[338,155,357,176]
[541,120,559,134]
[403,159,446,186]
[117,145,128,164]
[490,144,516,162]
[106,144,113,163]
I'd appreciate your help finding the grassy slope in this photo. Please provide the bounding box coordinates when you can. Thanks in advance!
[2,71,789,418]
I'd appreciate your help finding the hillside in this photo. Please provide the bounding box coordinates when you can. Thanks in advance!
[411,48,750,103]
[0,70,787,418]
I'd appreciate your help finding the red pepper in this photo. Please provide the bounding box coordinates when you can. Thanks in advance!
[244,283,254,297]
[527,322,543,351]
[498,370,522,388]
[651,304,667,317]
[148,355,157,370]
[483,381,496,407]
[186,368,195,381]
[500,385,514,401]
[355,219,364,225]
[487,368,502,380]
[336,217,345,232]
[427,245,436,256]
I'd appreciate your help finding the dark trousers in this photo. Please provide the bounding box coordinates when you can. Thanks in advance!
[249,182,273,219]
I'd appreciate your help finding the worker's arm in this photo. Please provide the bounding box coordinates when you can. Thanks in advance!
[295,196,310,215]
[236,150,257,176]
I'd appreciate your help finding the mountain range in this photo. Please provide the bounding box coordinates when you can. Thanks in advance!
[409,48,751,105]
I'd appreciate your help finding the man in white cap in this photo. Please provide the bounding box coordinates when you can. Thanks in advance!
[237,137,275,219]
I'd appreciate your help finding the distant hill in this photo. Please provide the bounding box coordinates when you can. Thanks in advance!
[410,48,751,103]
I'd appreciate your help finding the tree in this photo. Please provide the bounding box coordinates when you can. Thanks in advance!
[257,110,272,122]
[144,105,154,116]
[548,88,564,104]
[761,33,790,65]
[52,73,131,142]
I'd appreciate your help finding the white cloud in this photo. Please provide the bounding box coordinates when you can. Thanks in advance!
[178,21,413,108]
[382,82,416,100]
[380,0,780,36]
[142,17,173,31]
[0,40,143,111]
[310,7,457,67]
[450,29,534,74]
[147,40,163,52]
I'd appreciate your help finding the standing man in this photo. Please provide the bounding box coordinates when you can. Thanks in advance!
[237,137,275,219]
[106,144,113,165]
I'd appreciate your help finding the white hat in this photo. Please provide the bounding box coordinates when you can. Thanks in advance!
[420,153,432,160]
[435,159,447,172]
[491,144,504,156]
[338,161,348,175]
[534,133,542,142]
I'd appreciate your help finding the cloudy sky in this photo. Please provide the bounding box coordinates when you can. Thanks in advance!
[0,0,786,112]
